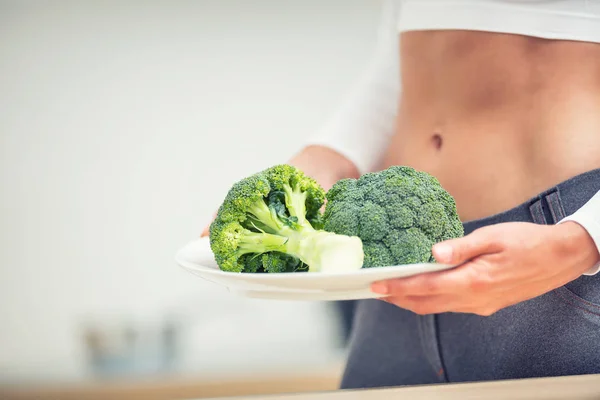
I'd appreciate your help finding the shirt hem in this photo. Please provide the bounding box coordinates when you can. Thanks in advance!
[398,1,600,44]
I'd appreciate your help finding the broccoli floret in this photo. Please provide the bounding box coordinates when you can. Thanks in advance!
[322,201,360,237]
[209,164,364,273]
[358,202,389,241]
[323,165,463,268]
[363,242,395,267]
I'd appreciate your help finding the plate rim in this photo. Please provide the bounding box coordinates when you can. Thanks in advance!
[175,238,459,281]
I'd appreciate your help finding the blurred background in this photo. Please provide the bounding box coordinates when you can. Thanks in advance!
[0,0,383,398]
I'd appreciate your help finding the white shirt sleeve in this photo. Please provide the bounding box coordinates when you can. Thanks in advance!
[559,190,600,275]
[304,0,401,175]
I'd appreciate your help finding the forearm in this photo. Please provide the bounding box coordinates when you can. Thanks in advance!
[304,0,401,175]
[288,145,360,191]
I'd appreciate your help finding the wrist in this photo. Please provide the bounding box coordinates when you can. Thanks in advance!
[555,221,600,274]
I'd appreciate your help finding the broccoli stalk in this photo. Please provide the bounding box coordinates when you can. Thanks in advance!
[231,183,363,272]
[210,165,364,273]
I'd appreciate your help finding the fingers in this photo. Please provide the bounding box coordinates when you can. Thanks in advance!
[381,294,458,315]
[381,292,508,316]
[432,227,502,265]
[372,263,474,296]
[200,226,210,237]
[200,212,218,237]
[372,257,502,296]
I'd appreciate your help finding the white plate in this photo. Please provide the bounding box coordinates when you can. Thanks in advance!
[175,237,458,301]
[235,287,385,301]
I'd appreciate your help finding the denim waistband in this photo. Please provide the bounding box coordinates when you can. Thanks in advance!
[463,168,600,234]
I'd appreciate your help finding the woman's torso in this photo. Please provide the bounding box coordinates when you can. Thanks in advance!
[382,30,600,221]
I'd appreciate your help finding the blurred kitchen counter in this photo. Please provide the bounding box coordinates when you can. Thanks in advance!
[0,363,343,400]
[3,372,600,400]
[210,374,600,400]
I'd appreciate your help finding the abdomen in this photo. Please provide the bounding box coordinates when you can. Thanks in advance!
[383,30,600,221]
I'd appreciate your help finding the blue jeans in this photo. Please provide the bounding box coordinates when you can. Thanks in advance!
[341,168,600,389]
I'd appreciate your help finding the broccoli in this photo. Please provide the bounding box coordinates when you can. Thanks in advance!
[323,166,464,267]
[209,164,364,273]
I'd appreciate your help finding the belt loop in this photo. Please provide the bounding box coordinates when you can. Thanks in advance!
[529,197,547,225]
[545,189,566,224]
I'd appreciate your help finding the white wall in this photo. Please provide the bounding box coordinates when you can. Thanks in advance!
[0,0,383,383]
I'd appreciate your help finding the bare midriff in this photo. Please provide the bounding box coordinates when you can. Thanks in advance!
[382,30,600,222]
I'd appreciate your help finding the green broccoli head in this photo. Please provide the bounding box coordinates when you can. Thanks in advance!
[323,165,464,267]
[209,164,363,273]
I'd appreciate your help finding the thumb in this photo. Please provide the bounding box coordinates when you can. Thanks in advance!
[432,230,496,265]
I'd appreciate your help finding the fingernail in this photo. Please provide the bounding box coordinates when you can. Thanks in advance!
[371,282,388,294]
[434,244,453,263]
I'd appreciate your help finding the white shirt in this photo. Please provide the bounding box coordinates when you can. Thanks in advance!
[306,0,600,274]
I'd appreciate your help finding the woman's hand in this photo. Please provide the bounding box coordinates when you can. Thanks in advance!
[371,221,600,316]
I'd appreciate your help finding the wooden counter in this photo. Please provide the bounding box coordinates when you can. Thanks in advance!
[2,373,599,400]
[0,365,342,400]
[209,374,600,400]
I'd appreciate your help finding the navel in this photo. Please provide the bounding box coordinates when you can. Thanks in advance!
[431,133,443,150]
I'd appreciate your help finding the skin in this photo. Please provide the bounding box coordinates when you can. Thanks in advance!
[202,30,600,316]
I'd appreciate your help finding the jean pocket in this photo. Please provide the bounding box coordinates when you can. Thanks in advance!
[553,281,600,321]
